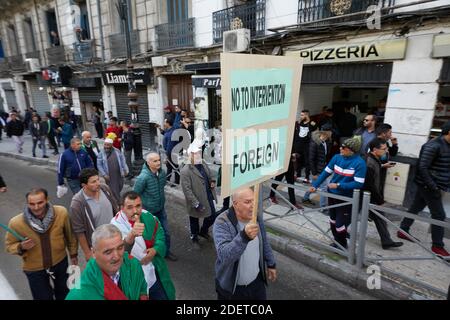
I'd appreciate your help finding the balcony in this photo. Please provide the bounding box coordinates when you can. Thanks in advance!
[46,46,67,65]
[25,50,40,60]
[0,58,10,75]
[8,54,25,72]
[109,31,140,59]
[155,18,195,51]
[72,40,96,63]
[213,0,266,44]
[298,0,395,25]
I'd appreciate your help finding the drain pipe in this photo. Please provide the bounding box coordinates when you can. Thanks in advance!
[96,0,105,62]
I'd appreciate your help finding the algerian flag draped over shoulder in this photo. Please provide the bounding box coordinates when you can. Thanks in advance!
[66,252,147,300]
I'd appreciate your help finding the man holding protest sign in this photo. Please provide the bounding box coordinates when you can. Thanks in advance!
[214,53,302,299]
[213,187,276,300]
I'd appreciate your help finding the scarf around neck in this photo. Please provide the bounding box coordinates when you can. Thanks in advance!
[23,204,55,234]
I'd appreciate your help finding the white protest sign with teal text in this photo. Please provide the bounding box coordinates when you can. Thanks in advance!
[221,53,303,197]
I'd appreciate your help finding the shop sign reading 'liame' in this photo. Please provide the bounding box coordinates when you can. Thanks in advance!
[101,69,153,85]
[287,39,407,65]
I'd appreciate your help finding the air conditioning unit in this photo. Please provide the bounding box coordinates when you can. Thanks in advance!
[25,58,40,73]
[151,56,168,67]
[223,28,250,53]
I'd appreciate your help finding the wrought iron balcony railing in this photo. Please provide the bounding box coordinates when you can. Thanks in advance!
[109,31,140,59]
[46,45,66,65]
[8,54,25,72]
[25,50,40,60]
[213,0,266,44]
[0,58,10,74]
[72,40,96,63]
[298,0,395,25]
[155,18,195,51]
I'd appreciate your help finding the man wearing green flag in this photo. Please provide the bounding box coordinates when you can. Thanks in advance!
[66,224,148,300]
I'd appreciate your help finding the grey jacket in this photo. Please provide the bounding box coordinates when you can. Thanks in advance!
[180,162,217,218]
[213,207,276,295]
[69,184,119,247]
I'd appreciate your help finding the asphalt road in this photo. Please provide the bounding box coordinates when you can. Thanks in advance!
[0,156,375,300]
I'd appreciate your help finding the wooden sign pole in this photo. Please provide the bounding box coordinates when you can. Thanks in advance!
[251,184,260,224]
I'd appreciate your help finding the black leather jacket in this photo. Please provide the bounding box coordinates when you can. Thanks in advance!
[414,136,450,192]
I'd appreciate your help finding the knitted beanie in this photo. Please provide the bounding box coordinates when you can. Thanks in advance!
[342,135,362,153]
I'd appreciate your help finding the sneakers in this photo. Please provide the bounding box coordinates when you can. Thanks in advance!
[270,196,279,204]
[397,230,420,243]
[302,199,315,206]
[431,246,450,257]
[165,252,178,261]
[381,242,404,250]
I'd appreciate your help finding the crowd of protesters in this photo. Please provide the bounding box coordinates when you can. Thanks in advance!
[1,100,448,303]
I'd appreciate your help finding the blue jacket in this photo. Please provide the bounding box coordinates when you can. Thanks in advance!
[173,112,182,129]
[163,127,177,155]
[97,147,129,178]
[312,153,367,197]
[58,148,93,185]
[60,123,74,145]
[213,207,276,295]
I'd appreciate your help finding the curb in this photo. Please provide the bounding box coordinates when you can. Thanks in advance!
[0,151,58,168]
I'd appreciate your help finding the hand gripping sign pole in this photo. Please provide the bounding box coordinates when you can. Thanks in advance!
[251,184,260,224]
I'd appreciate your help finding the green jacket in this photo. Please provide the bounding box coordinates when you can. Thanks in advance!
[81,140,99,154]
[133,164,167,213]
[65,252,147,300]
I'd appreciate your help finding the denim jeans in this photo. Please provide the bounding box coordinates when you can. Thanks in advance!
[24,258,69,300]
[154,209,171,255]
[304,176,330,208]
[32,136,47,157]
[67,178,81,194]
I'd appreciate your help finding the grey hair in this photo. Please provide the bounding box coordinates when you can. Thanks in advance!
[145,151,160,161]
[81,131,91,138]
[91,224,122,249]
[231,187,253,203]
[70,137,81,144]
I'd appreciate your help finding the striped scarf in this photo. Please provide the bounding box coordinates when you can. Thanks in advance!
[23,204,54,234]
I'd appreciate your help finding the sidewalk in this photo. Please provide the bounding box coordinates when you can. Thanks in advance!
[261,183,450,299]
[1,135,449,299]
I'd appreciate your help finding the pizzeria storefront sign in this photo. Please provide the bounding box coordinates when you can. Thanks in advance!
[286,39,407,65]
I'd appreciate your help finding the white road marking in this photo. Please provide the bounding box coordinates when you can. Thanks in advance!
[0,269,19,300]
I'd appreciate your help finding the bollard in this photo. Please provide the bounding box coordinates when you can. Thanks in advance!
[356,191,371,269]
[348,189,360,265]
